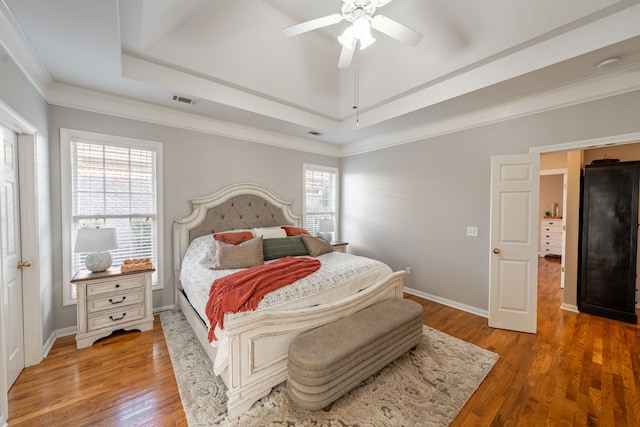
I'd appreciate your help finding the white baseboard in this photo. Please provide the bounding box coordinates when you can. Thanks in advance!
[404,287,489,318]
[153,304,174,313]
[560,303,579,313]
[42,305,176,358]
[43,326,76,358]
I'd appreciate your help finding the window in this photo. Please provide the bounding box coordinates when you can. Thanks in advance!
[303,164,338,238]
[61,129,163,305]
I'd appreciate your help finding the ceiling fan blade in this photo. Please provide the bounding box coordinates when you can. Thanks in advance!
[338,45,356,68]
[282,14,344,37]
[371,15,423,46]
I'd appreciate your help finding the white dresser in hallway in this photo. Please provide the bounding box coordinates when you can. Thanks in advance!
[540,219,562,256]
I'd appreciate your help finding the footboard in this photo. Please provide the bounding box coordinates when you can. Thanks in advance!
[222,270,406,418]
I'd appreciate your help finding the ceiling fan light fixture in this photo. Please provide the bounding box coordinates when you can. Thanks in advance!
[359,34,376,49]
[338,27,356,49]
[352,16,372,39]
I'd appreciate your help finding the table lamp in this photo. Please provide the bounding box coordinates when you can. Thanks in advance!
[317,219,335,242]
[74,227,119,272]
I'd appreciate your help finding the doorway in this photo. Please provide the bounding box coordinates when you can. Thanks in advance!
[539,168,567,290]
[530,132,640,316]
[0,103,44,425]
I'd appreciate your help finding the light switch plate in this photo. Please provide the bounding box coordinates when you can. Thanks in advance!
[466,226,478,237]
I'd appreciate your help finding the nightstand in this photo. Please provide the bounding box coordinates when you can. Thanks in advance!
[72,267,154,349]
[331,241,349,253]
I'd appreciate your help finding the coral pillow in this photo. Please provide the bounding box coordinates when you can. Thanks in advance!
[214,231,254,245]
[281,226,310,236]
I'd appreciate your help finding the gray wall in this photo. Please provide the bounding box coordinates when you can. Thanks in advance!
[4,37,640,334]
[0,45,53,344]
[342,90,640,311]
[48,106,339,329]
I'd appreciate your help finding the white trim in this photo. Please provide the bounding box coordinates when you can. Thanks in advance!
[2,0,640,157]
[530,131,640,154]
[0,2,53,99]
[17,133,43,366]
[153,305,174,314]
[530,131,640,315]
[0,100,37,135]
[302,163,340,239]
[47,83,341,158]
[403,286,489,318]
[560,303,579,313]
[343,67,640,156]
[540,168,567,176]
[60,128,165,306]
[44,305,175,353]
[0,101,44,424]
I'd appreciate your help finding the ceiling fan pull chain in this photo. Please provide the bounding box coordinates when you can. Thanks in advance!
[354,41,360,127]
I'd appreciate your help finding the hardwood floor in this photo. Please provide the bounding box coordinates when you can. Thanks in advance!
[8,257,640,426]
[7,320,186,426]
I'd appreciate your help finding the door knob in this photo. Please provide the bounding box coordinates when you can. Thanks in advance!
[17,261,32,269]
[493,248,501,254]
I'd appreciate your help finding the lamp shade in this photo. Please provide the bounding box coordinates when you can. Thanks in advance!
[318,219,335,233]
[74,228,118,252]
[75,228,118,272]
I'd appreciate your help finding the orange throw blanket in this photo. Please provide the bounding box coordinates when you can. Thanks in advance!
[206,256,321,341]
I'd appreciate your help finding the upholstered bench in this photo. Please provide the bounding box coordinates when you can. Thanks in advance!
[287,298,424,410]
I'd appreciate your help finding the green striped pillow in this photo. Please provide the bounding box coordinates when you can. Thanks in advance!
[262,236,309,261]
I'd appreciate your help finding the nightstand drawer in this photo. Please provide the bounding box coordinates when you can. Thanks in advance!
[87,289,144,313]
[87,305,145,332]
[331,241,348,253]
[86,275,145,297]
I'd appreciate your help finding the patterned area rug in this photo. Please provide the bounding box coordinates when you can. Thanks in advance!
[160,310,498,427]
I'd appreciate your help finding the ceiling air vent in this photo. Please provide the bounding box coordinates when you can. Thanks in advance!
[172,94,199,106]
[307,130,322,136]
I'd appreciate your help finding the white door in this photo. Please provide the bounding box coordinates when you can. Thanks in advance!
[489,153,539,333]
[0,124,24,388]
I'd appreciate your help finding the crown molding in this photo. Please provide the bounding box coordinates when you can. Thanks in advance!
[47,82,341,157]
[0,1,53,99]
[339,66,640,157]
[1,1,639,159]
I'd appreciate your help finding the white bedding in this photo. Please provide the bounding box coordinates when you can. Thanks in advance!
[179,234,393,373]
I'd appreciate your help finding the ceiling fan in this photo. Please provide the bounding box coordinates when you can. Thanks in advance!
[283,0,423,68]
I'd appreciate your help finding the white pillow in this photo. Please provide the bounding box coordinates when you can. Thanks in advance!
[253,226,287,239]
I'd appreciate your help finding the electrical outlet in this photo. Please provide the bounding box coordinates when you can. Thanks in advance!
[466,226,478,237]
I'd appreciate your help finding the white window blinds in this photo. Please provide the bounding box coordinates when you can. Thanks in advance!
[304,165,338,236]
[71,141,158,276]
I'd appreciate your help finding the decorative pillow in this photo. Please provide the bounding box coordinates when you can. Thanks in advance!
[281,226,310,236]
[213,235,264,270]
[253,227,287,239]
[213,231,254,245]
[301,234,334,257]
[262,236,309,261]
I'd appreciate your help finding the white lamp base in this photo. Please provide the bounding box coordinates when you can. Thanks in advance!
[85,251,113,272]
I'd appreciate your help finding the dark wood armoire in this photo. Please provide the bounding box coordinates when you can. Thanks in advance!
[579,161,640,324]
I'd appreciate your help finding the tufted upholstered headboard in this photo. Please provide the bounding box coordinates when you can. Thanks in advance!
[173,183,301,298]
[188,193,292,242]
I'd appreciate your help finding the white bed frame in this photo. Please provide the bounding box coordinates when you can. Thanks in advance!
[173,183,405,418]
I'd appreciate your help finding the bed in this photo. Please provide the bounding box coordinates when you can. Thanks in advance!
[173,183,406,418]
